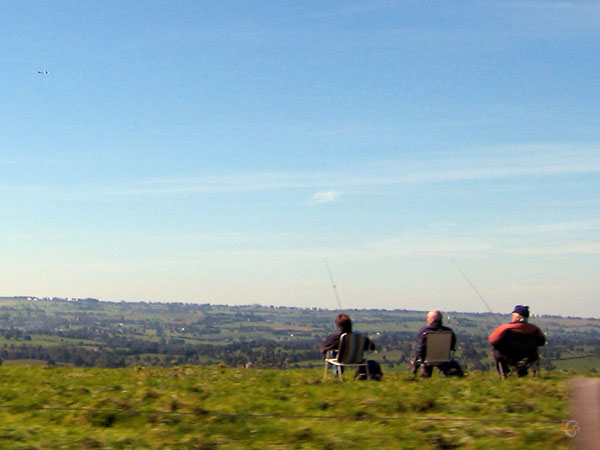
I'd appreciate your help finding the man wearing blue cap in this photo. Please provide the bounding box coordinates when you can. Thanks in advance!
[488,305,546,377]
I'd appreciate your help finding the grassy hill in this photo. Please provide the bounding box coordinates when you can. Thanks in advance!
[0,365,579,449]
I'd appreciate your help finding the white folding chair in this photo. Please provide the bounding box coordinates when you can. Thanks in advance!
[323,333,369,381]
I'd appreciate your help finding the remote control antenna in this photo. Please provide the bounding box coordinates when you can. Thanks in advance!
[452,259,501,325]
[322,255,343,311]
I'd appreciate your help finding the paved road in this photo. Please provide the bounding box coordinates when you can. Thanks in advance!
[569,377,600,449]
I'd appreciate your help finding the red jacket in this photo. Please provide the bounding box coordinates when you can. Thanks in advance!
[488,321,546,347]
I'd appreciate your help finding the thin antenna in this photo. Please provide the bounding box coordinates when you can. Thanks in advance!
[452,259,501,325]
[322,255,343,311]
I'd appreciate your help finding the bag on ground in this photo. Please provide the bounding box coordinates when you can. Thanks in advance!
[355,360,383,381]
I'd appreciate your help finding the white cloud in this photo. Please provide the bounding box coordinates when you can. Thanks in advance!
[496,219,600,235]
[505,243,600,256]
[364,216,600,258]
[307,1,398,19]
[311,190,340,204]
[365,232,497,257]
[49,142,598,199]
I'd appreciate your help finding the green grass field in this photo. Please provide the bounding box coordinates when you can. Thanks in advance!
[0,365,579,449]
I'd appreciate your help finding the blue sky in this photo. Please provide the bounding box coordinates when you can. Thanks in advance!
[2,1,599,316]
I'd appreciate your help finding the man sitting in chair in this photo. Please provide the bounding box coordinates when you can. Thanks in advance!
[488,305,546,378]
[320,313,375,375]
[411,310,463,378]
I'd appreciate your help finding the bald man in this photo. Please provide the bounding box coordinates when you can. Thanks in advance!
[411,310,463,377]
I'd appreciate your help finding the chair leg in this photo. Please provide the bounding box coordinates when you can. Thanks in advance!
[323,362,328,380]
[532,360,540,377]
[498,362,506,379]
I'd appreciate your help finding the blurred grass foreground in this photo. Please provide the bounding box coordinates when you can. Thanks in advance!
[0,365,581,449]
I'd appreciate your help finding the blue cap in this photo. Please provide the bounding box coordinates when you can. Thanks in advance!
[512,305,530,318]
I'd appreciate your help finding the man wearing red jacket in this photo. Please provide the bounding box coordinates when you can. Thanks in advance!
[488,305,546,377]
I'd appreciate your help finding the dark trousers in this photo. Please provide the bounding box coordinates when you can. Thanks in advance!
[413,359,464,378]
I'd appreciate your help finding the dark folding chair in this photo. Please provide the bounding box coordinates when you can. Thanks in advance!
[494,330,540,379]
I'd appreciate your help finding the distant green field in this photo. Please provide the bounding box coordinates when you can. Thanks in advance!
[0,365,581,449]
[2,359,48,366]
[0,297,597,371]
[553,356,600,372]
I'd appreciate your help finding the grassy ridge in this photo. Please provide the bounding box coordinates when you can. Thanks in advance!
[0,366,575,449]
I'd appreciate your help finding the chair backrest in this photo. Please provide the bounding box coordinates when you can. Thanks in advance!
[423,331,453,364]
[336,333,367,364]
[501,330,539,365]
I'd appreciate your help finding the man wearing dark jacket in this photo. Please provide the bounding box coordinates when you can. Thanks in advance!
[320,313,375,376]
[488,305,546,377]
[411,310,463,377]
[319,313,375,355]
[320,313,352,355]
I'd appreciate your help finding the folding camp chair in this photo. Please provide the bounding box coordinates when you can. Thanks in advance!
[494,330,540,379]
[423,330,454,367]
[323,333,369,381]
[411,331,463,377]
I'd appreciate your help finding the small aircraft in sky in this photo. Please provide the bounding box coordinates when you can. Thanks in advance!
[37,70,49,75]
